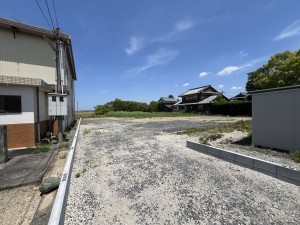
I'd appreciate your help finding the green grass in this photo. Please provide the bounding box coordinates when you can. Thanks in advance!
[32,144,51,154]
[59,142,70,149]
[76,111,94,119]
[77,110,198,119]
[291,152,300,163]
[99,111,198,118]
[177,120,252,135]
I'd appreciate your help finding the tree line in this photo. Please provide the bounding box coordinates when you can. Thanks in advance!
[94,98,159,115]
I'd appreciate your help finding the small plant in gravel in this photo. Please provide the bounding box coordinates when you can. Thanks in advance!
[75,172,81,178]
[290,152,300,163]
[83,129,91,136]
[82,166,87,174]
[59,142,70,149]
[177,120,252,136]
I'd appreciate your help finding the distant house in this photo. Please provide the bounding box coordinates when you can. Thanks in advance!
[158,97,177,112]
[0,18,76,149]
[230,92,250,102]
[174,85,228,113]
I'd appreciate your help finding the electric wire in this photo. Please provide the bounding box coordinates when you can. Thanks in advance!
[44,0,55,30]
[34,0,52,30]
[51,0,59,28]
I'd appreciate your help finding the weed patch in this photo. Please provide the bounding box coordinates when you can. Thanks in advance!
[32,144,51,154]
[59,142,69,149]
[291,152,300,163]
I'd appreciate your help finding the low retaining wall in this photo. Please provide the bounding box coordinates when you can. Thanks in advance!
[187,141,300,186]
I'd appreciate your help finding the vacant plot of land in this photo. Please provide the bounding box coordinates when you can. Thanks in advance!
[65,117,300,225]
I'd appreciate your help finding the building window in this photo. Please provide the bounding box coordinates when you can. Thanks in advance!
[0,95,22,113]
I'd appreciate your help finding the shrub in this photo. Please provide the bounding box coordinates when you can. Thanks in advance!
[211,102,252,116]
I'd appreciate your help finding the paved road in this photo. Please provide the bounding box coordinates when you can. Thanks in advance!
[65,118,300,224]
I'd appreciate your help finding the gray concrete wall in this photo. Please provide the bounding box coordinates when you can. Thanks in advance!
[187,141,300,186]
[0,126,8,163]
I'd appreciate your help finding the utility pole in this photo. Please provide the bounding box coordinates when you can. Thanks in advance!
[55,28,63,143]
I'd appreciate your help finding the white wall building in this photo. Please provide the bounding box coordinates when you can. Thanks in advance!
[0,18,76,149]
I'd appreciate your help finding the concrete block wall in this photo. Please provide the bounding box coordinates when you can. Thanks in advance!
[187,141,300,186]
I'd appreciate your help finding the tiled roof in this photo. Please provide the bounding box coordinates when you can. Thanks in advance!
[174,95,218,106]
[179,85,219,97]
[162,97,177,102]
[199,95,217,104]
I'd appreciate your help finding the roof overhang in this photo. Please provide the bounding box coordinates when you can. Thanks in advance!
[0,75,53,92]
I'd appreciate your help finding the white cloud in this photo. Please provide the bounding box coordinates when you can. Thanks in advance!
[175,84,179,87]
[128,49,179,75]
[175,20,194,31]
[218,84,224,89]
[182,83,190,87]
[217,64,251,76]
[231,86,242,90]
[275,19,300,41]
[153,19,194,42]
[239,51,248,58]
[124,36,144,56]
[199,71,211,77]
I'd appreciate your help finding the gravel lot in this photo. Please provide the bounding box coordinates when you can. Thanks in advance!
[65,117,300,225]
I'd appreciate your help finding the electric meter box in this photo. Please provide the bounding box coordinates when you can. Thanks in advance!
[48,93,68,116]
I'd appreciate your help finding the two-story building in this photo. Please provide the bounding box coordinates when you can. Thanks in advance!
[174,85,228,113]
[158,97,177,112]
[0,18,76,149]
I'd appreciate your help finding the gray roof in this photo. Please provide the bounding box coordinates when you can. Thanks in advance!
[179,85,219,97]
[159,97,177,102]
[174,95,218,106]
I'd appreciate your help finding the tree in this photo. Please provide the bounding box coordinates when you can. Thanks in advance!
[214,95,228,104]
[147,101,159,112]
[246,49,300,91]
[168,94,174,98]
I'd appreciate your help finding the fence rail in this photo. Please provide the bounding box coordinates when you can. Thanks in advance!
[48,118,81,225]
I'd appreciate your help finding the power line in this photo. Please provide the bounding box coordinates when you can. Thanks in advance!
[44,0,55,30]
[35,0,52,30]
[51,0,59,28]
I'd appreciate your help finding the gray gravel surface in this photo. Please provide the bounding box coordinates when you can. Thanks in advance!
[65,118,300,225]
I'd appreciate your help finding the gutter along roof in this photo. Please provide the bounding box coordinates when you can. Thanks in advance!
[0,17,77,80]
[250,85,300,94]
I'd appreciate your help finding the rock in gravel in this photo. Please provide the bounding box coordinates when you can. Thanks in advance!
[39,177,60,194]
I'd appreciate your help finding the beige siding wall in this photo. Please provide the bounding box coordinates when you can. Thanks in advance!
[0,27,66,85]
[0,26,75,126]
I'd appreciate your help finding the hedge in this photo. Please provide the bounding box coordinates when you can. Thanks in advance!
[210,102,252,116]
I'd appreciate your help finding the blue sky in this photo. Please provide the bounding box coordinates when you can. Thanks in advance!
[2,1,300,110]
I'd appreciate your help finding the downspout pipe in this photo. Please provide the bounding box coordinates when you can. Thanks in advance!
[36,87,41,143]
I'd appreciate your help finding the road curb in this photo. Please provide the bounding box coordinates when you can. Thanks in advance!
[187,141,300,186]
[48,118,81,225]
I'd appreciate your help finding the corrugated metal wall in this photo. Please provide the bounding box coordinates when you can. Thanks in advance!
[0,27,57,84]
[252,88,300,152]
